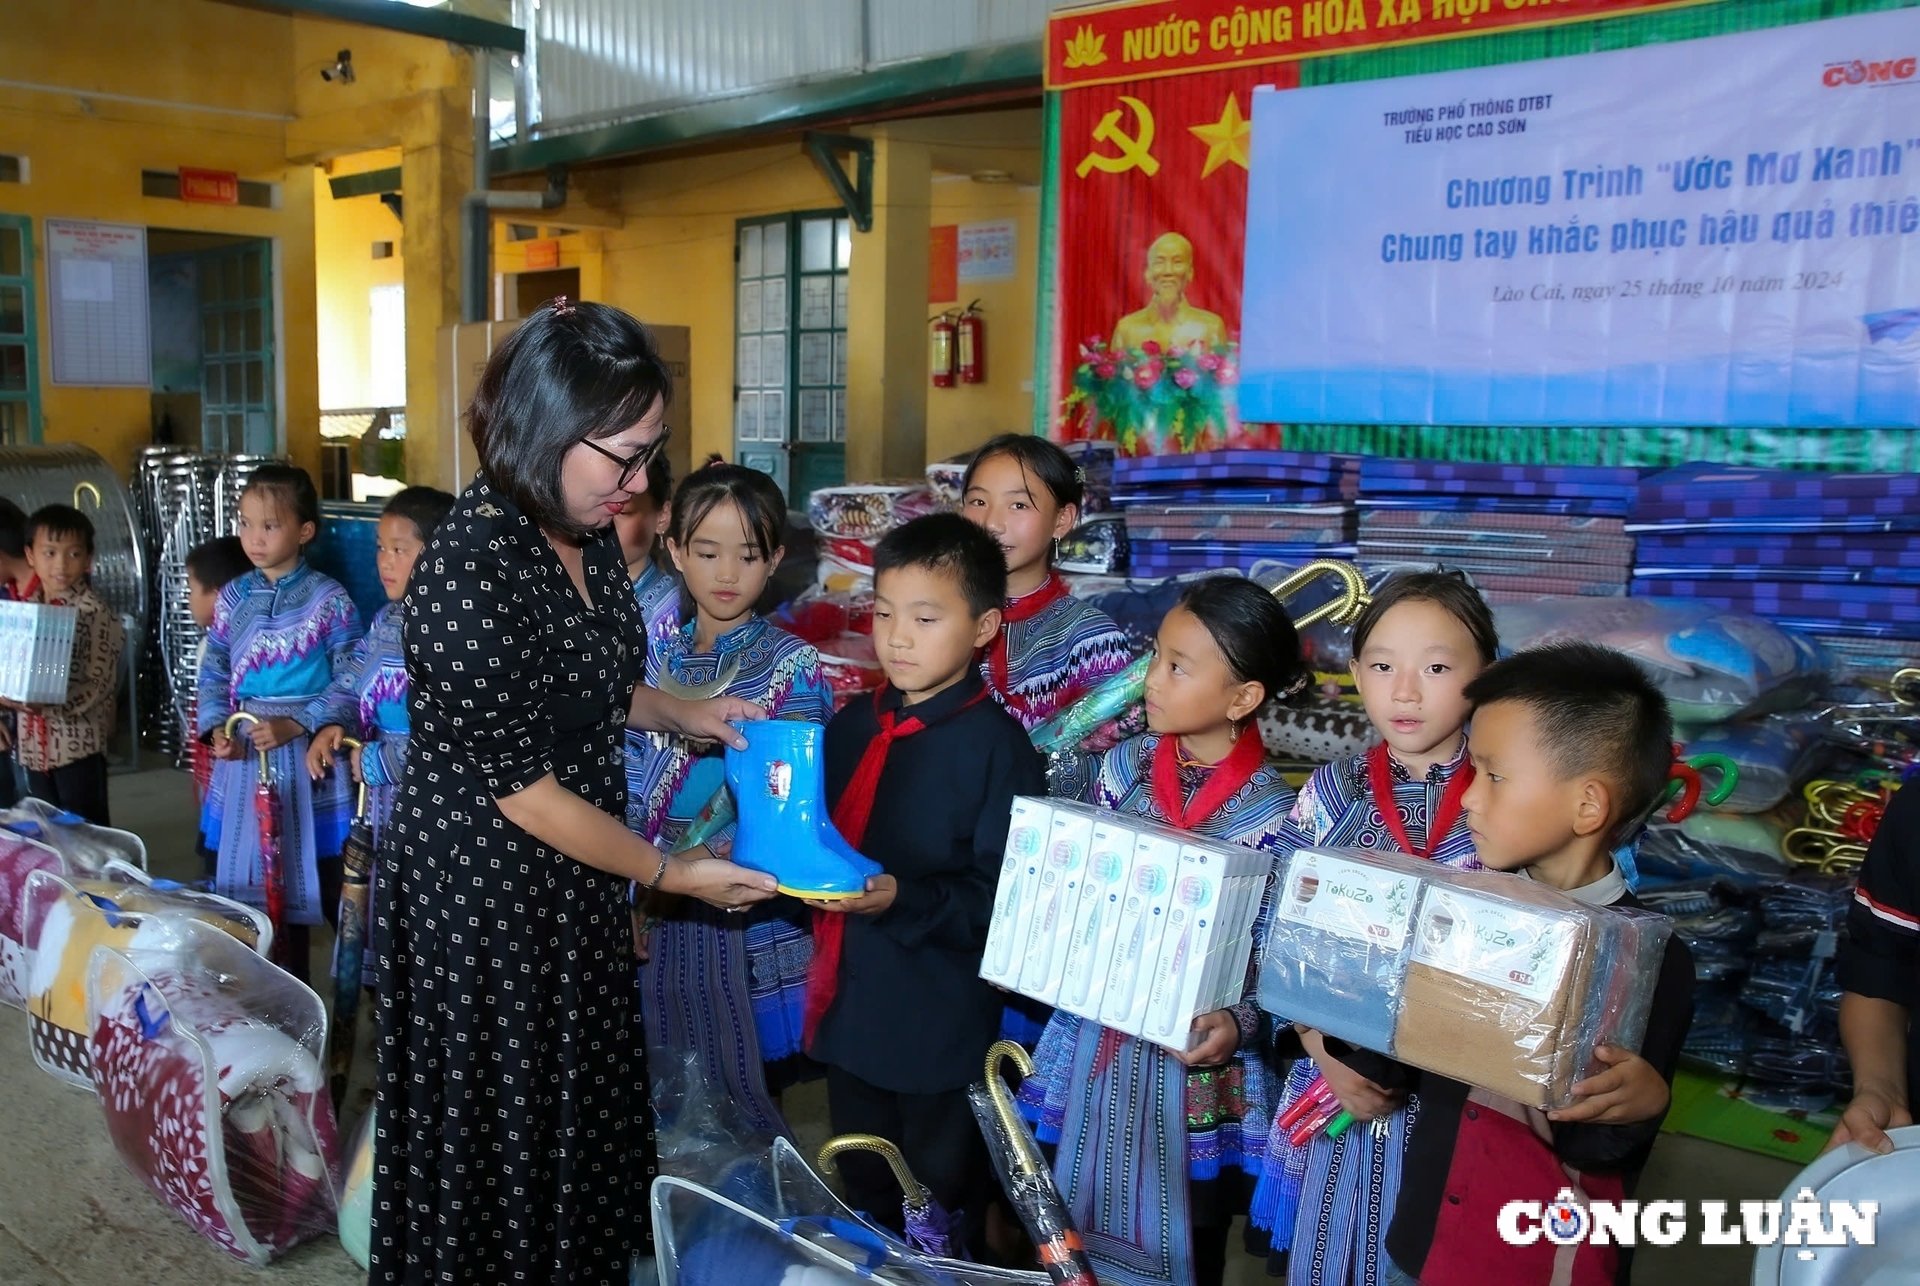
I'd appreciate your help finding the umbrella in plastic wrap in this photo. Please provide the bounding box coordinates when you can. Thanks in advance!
[969,1041,1098,1286]
[1026,561,1369,789]
[328,736,373,1106]
[224,714,290,971]
[817,1134,965,1259]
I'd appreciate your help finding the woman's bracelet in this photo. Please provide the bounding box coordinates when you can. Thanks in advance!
[642,849,672,893]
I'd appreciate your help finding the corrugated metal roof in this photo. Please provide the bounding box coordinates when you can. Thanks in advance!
[525,0,1049,138]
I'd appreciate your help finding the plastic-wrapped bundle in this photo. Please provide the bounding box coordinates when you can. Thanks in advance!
[1492,597,1828,723]
[1394,879,1672,1109]
[1674,717,1821,814]
[0,823,63,1008]
[1259,847,1425,1052]
[776,589,875,645]
[1257,846,1675,1110]
[807,484,940,540]
[925,460,968,508]
[652,1138,1044,1286]
[3,798,148,874]
[1055,517,1127,575]
[816,540,877,595]
[24,869,268,1087]
[87,917,339,1265]
[814,634,883,710]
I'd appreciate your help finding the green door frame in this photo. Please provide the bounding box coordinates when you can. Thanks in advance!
[198,239,277,455]
[0,214,43,444]
[732,209,849,503]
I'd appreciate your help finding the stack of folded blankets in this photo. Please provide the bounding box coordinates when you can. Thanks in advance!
[1356,460,1640,603]
[1113,449,1357,579]
[1629,466,1920,668]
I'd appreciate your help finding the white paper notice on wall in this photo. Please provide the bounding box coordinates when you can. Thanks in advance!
[59,259,115,304]
[46,218,151,387]
[958,219,1017,283]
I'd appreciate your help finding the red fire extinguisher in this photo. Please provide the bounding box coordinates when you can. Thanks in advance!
[930,311,957,388]
[957,300,985,385]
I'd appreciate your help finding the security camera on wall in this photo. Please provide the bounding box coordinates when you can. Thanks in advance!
[321,49,355,84]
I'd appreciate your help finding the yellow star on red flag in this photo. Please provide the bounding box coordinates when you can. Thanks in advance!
[1189,93,1251,179]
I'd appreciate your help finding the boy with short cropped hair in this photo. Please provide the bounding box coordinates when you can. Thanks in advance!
[1358,642,1695,1286]
[807,512,1046,1253]
[1,506,126,825]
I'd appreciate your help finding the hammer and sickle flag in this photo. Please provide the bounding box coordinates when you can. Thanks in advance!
[1076,95,1159,179]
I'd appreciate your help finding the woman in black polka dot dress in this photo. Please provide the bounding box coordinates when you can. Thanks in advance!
[370,300,779,1285]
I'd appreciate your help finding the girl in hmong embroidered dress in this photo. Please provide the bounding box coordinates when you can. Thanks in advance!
[1020,578,1307,1286]
[1250,571,1499,1286]
[961,433,1134,1045]
[633,464,830,1134]
[198,466,363,985]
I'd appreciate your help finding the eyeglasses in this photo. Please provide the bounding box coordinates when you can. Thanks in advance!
[581,429,671,490]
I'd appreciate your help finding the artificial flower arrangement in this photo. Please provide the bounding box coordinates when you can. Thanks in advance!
[1061,337,1242,455]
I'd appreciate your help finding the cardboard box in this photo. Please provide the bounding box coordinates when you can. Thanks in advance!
[435,318,691,495]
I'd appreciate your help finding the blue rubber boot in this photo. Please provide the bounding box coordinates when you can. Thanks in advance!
[723,720,881,899]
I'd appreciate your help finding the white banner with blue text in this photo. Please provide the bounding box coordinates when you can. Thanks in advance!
[1239,8,1920,428]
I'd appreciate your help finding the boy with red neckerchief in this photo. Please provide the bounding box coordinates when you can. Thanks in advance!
[806,512,1045,1258]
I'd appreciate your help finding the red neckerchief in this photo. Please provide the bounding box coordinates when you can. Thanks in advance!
[5,575,40,603]
[984,573,1071,718]
[1149,722,1265,831]
[804,681,992,1049]
[1366,740,1473,861]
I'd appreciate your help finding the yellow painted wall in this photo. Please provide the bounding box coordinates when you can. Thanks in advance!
[925,175,1041,466]
[581,142,840,470]
[542,109,1043,482]
[1,0,468,478]
[315,149,405,409]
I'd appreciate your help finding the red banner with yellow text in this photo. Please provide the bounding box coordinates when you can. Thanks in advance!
[1044,0,1713,455]
[1046,0,1709,89]
[1051,62,1295,454]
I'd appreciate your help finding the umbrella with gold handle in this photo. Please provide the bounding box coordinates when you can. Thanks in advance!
[968,1040,1098,1286]
[817,1132,964,1258]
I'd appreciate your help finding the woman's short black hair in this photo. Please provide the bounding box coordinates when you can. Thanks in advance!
[467,300,673,537]
[874,512,1008,618]
[1349,568,1499,666]
[668,463,787,561]
[241,464,322,535]
[644,444,673,506]
[961,432,1085,512]
[1176,576,1307,706]
[381,486,457,543]
[185,536,251,590]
